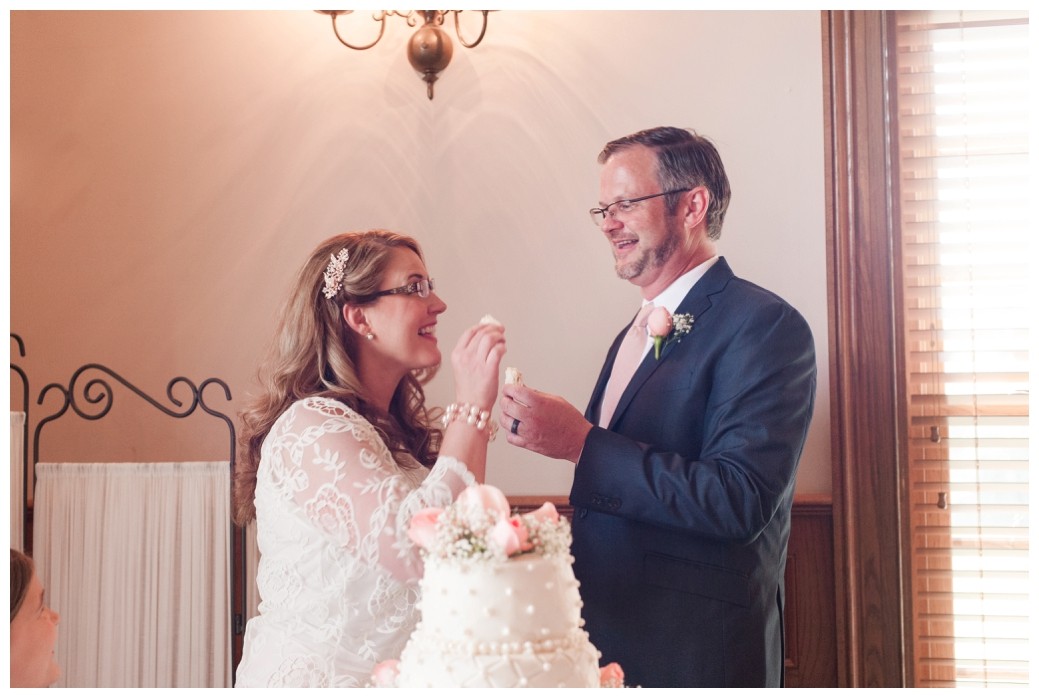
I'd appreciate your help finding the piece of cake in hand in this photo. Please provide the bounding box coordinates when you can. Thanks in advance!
[505,366,523,386]
[479,313,503,326]
[372,484,623,688]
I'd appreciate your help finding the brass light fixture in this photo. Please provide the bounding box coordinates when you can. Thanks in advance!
[315,10,491,100]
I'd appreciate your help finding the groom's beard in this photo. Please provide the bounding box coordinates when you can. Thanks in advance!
[614,220,681,282]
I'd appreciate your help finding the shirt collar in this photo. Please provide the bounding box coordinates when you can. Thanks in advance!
[643,255,719,314]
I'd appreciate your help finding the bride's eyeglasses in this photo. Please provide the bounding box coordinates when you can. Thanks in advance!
[370,278,436,299]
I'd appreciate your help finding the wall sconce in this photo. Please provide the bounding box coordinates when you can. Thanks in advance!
[315,10,491,100]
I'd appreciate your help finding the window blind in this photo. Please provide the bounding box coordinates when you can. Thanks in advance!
[894,9,1030,688]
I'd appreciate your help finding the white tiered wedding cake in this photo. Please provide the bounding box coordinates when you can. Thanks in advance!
[372,484,623,688]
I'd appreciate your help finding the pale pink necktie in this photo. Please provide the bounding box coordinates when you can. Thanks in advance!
[599,303,654,427]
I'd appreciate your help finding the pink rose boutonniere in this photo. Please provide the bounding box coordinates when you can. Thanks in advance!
[646,307,694,359]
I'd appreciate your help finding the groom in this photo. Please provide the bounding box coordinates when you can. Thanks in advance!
[499,126,816,688]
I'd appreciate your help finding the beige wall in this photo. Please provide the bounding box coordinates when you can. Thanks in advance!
[9,10,831,495]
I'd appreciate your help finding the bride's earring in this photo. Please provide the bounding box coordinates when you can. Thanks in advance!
[365,328,375,340]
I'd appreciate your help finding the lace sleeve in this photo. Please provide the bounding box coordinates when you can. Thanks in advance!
[275,397,475,584]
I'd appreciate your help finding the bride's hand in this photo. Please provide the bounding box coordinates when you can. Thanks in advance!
[451,321,506,410]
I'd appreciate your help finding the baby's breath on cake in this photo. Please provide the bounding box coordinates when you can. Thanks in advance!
[423,501,570,562]
[520,513,571,557]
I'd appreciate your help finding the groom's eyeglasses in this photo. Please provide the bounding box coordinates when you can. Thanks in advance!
[589,188,691,226]
[369,278,436,299]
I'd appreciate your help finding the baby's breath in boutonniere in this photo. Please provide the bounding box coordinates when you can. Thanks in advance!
[647,307,695,359]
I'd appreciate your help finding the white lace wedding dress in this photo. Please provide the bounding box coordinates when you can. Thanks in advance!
[234,396,475,687]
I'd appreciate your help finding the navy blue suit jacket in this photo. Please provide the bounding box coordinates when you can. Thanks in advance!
[570,257,816,687]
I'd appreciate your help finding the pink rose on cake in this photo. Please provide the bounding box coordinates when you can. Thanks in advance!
[407,484,571,562]
[599,662,625,688]
[527,501,560,524]
[455,483,511,528]
[490,515,533,556]
[407,507,443,550]
[371,659,400,688]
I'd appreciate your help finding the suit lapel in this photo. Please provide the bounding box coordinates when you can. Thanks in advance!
[606,257,735,429]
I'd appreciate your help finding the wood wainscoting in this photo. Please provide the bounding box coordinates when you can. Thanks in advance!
[783,494,837,686]
[512,494,837,687]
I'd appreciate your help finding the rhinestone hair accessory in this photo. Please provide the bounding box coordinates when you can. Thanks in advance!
[322,248,350,299]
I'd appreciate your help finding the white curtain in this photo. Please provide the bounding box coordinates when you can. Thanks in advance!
[33,461,232,688]
[10,412,25,551]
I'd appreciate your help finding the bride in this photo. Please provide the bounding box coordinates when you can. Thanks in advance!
[232,230,505,687]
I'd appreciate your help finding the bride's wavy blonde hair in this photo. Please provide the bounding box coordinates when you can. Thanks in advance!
[232,230,441,525]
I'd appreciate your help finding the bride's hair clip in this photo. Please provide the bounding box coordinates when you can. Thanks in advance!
[322,248,350,299]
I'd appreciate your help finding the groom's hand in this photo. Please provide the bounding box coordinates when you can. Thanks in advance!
[499,384,592,464]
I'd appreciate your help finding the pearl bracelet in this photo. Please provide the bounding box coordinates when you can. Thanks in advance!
[441,402,499,442]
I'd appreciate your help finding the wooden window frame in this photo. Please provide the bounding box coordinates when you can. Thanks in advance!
[822,10,914,687]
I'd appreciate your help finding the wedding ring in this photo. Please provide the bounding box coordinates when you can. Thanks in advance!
[510,418,520,435]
